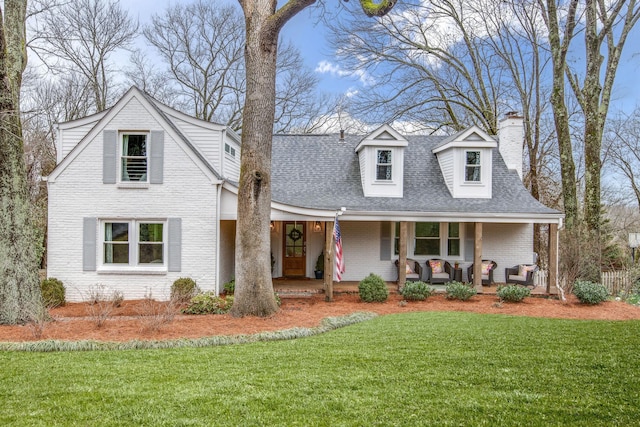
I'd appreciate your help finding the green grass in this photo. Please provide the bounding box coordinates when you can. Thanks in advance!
[1,312,640,426]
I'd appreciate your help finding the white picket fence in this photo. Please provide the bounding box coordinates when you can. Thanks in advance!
[534,269,634,294]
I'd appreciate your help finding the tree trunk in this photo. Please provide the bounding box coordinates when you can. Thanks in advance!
[541,0,579,230]
[230,1,281,317]
[0,0,42,324]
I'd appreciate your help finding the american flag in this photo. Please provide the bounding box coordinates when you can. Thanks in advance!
[334,215,345,281]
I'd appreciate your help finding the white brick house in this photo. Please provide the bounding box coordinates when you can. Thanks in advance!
[46,87,563,301]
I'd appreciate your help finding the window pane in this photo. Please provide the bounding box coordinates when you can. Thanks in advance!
[394,222,400,255]
[415,239,440,255]
[416,222,439,237]
[104,223,128,264]
[377,150,391,164]
[448,239,460,256]
[466,151,480,165]
[140,223,163,242]
[465,166,481,181]
[125,135,147,156]
[448,223,459,238]
[139,243,163,264]
[376,165,392,180]
[104,243,129,263]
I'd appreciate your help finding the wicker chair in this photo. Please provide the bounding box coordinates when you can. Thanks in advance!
[395,259,423,282]
[505,264,538,288]
[467,260,498,285]
[425,259,454,284]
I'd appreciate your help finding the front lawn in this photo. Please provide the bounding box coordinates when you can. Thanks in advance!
[1,312,639,426]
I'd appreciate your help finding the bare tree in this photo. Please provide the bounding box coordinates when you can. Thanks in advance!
[566,0,640,233]
[605,108,640,211]
[232,0,397,317]
[30,0,138,112]
[143,2,245,126]
[142,0,330,133]
[0,0,43,324]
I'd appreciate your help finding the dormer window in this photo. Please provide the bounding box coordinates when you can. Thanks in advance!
[376,149,392,181]
[465,151,481,182]
[121,133,148,182]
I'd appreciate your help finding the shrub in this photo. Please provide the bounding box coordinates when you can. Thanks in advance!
[171,277,199,303]
[401,281,434,301]
[40,277,66,308]
[497,285,531,302]
[136,291,178,332]
[223,278,235,295]
[445,281,477,301]
[182,292,234,315]
[358,273,389,302]
[85,285,119,328]
[573,280,608,305]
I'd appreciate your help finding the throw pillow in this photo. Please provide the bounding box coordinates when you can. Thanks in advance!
[481,262,491,275]
[429,260,443,274]
[519,264,536,276]
[406,262,414,274]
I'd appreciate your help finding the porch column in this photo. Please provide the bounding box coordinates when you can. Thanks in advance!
[473,222,483,291]
[548,222,558,294]
[398,221,408,290]
[324,220,334,302]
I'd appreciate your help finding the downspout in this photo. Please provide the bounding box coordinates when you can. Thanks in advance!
[216,181,223,294]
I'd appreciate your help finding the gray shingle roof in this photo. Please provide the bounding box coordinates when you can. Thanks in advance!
[270,133,560,217]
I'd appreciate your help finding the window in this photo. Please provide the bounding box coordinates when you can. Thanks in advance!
[376,149,392,180]
[465,151,481,182]
[414,222,440,255]
[448,223,460,256]
[103,220,165,266]
[224,143,236,158]
[393,222,462,257]
[121,134,148,182]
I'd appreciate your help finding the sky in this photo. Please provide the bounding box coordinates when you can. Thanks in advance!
[127,0,363,97]
[126,0,640,113]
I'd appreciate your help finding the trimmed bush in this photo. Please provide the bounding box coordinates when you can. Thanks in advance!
[445,281,477,301]
[497,285,531,302]
[573,280,608,305]
[401,281,434,301]
[171,277,199,303]
[223,279,235,295]
[40,278,66,308]
[358,273,389,302]
[183,293,234,315]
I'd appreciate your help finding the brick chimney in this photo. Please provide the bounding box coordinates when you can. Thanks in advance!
[498,112,524,180]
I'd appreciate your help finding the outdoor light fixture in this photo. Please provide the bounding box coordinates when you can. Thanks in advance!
[313,221,322,233]
[270,221,275,231]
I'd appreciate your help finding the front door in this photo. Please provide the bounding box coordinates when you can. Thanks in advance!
[282,222,306,277]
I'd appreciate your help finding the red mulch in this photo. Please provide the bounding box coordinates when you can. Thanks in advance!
[1,293,638,343]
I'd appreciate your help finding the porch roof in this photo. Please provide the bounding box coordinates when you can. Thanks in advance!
[269,133,562,221]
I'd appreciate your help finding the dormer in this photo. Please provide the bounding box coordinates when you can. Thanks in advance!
[432,126,497,199]
[355,124,408,198]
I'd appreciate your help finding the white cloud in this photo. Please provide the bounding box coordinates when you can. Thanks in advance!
[315,60,375,86]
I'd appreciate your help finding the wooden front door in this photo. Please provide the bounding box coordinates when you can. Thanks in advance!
[282,222,306,277]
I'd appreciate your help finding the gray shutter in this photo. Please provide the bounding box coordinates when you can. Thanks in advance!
[150,130,164,184]
[168,218,181,272]
[380,222,391,260]
[83,217,97,271]
[103,130,117,184]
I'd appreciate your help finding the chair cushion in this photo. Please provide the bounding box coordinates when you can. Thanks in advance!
[406,262,414,274]
[481,274,489,280]
[407,273,420,280]
[433,272,450,279]
[481,263,491,275]
[519,264,536,276]
[430,260,443,274]
[509,274,526,282]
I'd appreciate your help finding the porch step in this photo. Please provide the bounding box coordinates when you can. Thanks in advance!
[276,290,321,298]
